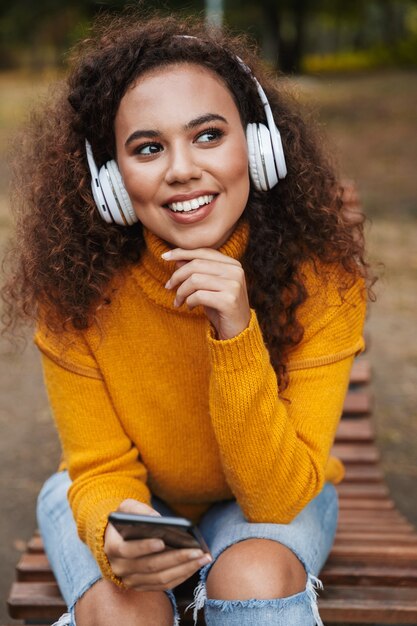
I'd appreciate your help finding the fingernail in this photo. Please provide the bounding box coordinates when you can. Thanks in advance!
[151,540,165,551]
[189,549,203,559]
[173,297,179,307]
[164,280,171,289]
[161,251,172,259]
[198,554,212,566]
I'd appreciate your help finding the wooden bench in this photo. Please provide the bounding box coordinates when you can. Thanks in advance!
[6,355,417,625]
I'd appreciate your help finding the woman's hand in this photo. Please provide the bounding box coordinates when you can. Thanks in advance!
[163,248,251,340]
[104,499,211,591]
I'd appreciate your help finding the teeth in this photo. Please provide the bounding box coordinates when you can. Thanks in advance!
[168,194,215,212]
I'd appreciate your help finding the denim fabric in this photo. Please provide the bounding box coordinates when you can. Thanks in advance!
[37,471,338,626]
[36,471,179,626]
[190,484,338,625]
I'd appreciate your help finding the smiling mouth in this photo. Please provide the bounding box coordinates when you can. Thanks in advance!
[164,194,217,213]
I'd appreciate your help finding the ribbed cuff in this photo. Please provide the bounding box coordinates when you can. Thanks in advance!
[76,487,151,584]
[85,496,128,585]
[207,310,269,372]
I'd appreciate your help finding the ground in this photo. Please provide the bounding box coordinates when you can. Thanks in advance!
[0,69,416,624]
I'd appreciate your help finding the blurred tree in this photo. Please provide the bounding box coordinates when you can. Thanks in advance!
[261,0,310,72]
[0,0,204,70]
[0,0,416,71]
[0,0,90,69]
[257,0,370,72]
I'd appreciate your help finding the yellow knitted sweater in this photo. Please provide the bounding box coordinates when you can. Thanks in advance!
[35,221,366,582]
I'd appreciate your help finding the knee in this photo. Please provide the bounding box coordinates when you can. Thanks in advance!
[205,538,307,601]
[75,579,174,626]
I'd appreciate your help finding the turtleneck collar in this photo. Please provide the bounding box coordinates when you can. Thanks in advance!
[131,220,249,314]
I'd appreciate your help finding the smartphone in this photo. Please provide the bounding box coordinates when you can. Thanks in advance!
[108,511,210,553]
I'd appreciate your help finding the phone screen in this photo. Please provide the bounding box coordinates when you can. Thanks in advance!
[108,512,209,552]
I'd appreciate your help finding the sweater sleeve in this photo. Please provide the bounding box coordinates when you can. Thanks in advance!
[35,326,151,583]
[207,267,366,523]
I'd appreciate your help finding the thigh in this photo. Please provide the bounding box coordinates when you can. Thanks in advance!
[36,471,102,611]
[198,482,339,575]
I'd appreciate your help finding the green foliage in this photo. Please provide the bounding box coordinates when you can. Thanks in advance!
[0,0,204,70]
[1,0,417,72]
[304,35,417,73]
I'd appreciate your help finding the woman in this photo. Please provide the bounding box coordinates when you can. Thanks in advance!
[2,11,370,626]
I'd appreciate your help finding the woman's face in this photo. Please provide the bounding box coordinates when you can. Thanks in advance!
[114,63,250,249]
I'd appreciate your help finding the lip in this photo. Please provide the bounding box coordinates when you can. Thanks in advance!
[164,194,218,224]
[163,190,219,205]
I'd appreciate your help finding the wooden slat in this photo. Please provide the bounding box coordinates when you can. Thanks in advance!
[319,585,417,623]
[16,553,54,582]
[321,562,417,587]
[335,531,417,544]
[337,523,416,536]
[27,535,44,553]
[343,464,385,483]
[338,506,408,518]
[338,519,413,533]
[349,359,371,385]
[335,417,375,443]
[336,482,389,499]
[332,443,380,463]
[339,498,395,510]
[342,390,372,416]
[7,582,65,621]
[330,543,417,561]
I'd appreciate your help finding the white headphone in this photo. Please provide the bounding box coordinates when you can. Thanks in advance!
[85,56,287,226]
[245,75,287,191]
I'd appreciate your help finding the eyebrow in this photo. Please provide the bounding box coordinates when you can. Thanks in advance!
[185,113,228,130]
[124,113,228,147]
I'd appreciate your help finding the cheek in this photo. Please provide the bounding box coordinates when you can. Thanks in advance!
[229,148,250,201]
[226,137,250,183]
[121,166,158,204]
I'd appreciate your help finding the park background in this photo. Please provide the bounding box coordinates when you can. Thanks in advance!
[0,0,416,623]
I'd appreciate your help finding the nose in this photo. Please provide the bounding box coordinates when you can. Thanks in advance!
[165,142,202,185]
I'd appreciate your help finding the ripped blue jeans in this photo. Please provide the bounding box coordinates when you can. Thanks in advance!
[37,471,338,626]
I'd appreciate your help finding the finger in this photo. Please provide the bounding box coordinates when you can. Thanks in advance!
[128,565,203,591]
[112,546,206,577]
[162,247,241,266]
[117,499,161,517]
[122,552,212,590]
[166,259,244,290]
[185,289,242,313]
[174,275,241,308]
[107,535,166,561]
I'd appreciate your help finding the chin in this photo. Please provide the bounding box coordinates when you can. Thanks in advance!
[171,229,232,251]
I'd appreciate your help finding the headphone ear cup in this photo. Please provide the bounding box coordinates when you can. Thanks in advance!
[246,123,267,191]
[97,165,125,225]
[106,160,138,226]
[269,125,287,180]
[90,173,113,224]
[256,123,279,190]
[246,123,279,191]
[85,139,113,223]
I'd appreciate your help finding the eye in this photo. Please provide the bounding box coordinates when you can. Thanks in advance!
[135,142,163,156]
[195,127,224,144]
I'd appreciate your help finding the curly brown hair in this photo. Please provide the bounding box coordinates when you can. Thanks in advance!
[1,10,372,387]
